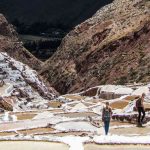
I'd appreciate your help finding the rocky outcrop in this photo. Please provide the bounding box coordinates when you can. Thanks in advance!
[80,85,133,100]
[40,0,150,94]
[0,97,14,111]
[0,14,41,70]
[0,52,58,111]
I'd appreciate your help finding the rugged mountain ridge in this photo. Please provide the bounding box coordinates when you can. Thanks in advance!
[40,0,150,94]
[0,14,41,70]
[0,14,59,111]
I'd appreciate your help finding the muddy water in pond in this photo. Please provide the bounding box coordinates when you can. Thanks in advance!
[0,141,69,150]
[84,144,150,150]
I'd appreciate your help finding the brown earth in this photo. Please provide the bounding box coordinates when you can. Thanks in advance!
[40,0,150,94]
[0,14,59,98]
[0,14,41,70]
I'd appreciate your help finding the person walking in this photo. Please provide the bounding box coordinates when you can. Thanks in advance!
[136,93,146,127]
[102,102,112,135]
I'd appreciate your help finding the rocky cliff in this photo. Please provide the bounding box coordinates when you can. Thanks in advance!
[0,52,58,111]
[0,14,59,111]
[40,0,150,94]
[0,14,41,70]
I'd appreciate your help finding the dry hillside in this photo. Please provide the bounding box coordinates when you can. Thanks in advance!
[40,0,150,94]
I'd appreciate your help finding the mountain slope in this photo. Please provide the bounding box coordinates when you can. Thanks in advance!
[0,14,41,70]
[40,0,150,94]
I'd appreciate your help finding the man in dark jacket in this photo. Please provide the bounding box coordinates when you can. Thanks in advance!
[136,93,146,127]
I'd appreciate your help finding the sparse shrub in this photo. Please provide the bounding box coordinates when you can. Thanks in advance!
[117,76,128,85]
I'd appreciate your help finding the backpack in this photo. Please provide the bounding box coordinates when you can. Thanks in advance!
[103,108,111,121]
[136,98,142,108]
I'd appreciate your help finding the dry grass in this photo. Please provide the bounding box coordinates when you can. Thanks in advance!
[110,101,129,109]
[18,127,55,135]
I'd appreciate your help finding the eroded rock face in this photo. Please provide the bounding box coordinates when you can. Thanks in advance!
[0,52,58,111]
[40,0,150,94]
[0,97,14,111]
[0,14,41,70]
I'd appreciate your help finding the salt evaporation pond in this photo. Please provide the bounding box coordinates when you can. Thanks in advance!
[84,144,150,150]
[0,141,69,150]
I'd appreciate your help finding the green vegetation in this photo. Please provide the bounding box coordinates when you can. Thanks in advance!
[117,76,128,85]
[20,35,61,60]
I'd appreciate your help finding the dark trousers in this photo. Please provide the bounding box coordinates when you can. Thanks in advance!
[137,107,145,124]
[104,121,110,135]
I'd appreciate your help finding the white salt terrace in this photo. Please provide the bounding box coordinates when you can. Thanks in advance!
[0,83,11,96]
[0,52,150,149]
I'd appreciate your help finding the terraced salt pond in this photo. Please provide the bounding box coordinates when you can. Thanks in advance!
[110,125,150,136]
[37,131,90,137]
[55,112,99,118]
[0,132,17,137]
[84,144,150,150]
[18,127,55,135]
[16,113,37,120]
[0,141,69,150]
